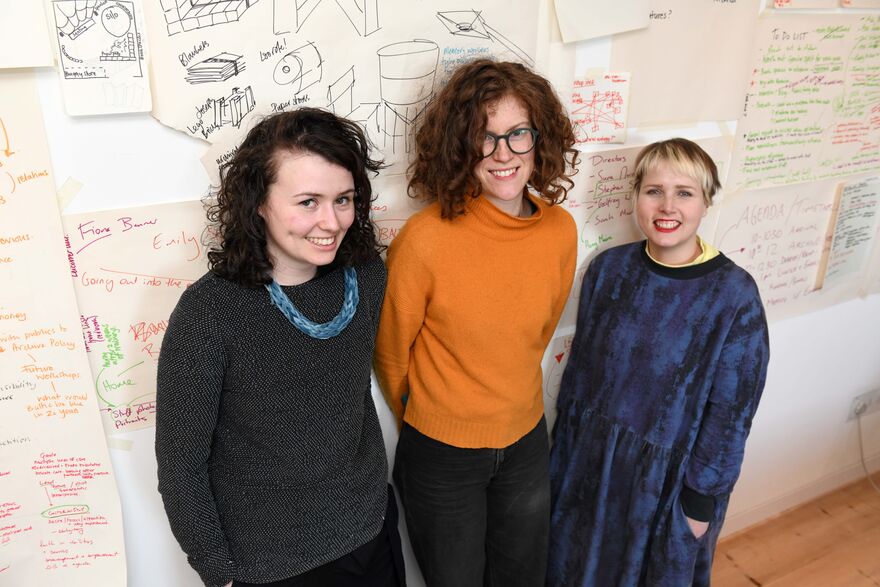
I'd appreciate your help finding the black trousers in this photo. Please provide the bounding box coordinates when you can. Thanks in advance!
[393,417,551,587]
[233,485,405,587]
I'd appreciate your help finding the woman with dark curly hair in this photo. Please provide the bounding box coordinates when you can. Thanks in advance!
[155,108,405,587]
[374,59,579,586]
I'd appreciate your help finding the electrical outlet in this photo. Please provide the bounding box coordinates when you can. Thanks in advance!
[847,389,880,421]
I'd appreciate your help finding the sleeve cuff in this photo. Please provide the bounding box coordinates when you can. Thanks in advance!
[679,485,717,523]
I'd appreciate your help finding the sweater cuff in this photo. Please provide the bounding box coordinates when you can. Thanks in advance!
[679,485,716,523]
[189,548,236,587]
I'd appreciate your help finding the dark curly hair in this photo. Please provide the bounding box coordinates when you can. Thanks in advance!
[408,59,578,219]
[206,108,384,287]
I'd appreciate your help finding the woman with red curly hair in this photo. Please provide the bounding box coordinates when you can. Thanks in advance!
[374,59,578,586]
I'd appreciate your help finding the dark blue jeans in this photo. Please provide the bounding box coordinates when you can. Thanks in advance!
[393,417,550,587]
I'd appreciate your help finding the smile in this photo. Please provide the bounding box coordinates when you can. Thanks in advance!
[490,167,517,178]
[306,236,336,246]
[653,220,681,232]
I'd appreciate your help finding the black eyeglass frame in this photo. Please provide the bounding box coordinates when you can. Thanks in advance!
[480,128,540,158]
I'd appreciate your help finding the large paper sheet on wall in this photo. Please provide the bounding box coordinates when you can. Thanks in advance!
[553,0,648,43]
[62,200,210,433]
[609,0,761,127]
[815,176,880,291]
[0,1,54,68]
[712,180,862,322]
[728,14,880,192]
[0,71,126,587]
[48,0,153,115]
[145,0,540,176]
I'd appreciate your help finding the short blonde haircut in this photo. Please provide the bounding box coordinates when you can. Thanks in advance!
[631,138,720,206]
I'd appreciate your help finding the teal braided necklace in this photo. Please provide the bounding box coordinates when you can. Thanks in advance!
[265,267,359,339]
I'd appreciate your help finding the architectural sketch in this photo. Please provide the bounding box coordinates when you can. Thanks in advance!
[273,0,379,36]
[216,86,255,128]
[52,0,145,80]
[327,67,381,143]
[377,40,439,153]
[273,42,323,95]
[436,10,533,65]
[160,0,260,36]
[185,52,246,84]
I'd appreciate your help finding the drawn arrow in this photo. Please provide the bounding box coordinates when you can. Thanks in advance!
[0,118,14,157]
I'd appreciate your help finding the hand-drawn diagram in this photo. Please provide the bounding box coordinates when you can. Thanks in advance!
[572,92,625,144]
[52,0,145,80]
[160,0,260,36]
[436,10,533,66]
[216,86,255,128]
[273,0,380,36]
[273,41,322,94]
[185,52,246,84]
[377,40,439,154]
[327,67,381,143]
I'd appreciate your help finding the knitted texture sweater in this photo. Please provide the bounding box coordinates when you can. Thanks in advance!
[155,259,388,587]
[374,194,577,449]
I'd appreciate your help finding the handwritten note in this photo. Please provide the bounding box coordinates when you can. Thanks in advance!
[570,73,631,145]
[816,176,880,291]
[0,70,126,586]
[729,14,880,191]
[713,181,862,322]
[62,200,209,433]
[774,0,837,8]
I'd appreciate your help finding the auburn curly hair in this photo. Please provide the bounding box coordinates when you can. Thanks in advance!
[206,108,384,287]
[408,59,578,219]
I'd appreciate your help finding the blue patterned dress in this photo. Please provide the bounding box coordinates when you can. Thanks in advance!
[548,242,769,586]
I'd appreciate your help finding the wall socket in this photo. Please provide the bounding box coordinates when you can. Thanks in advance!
[847,389,880,421]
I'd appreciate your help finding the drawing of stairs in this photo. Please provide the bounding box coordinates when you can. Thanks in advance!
[160,0,260,36]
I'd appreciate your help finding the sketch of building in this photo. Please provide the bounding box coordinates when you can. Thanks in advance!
[327,67,381,142]
[377,40,439,153]
[52,1,145,80]
[273,42,323,94]
[185,53,246,84]
[436,10,533,65]
[273,0,379,36]
[160,0,260,36]
[215,86,255,128]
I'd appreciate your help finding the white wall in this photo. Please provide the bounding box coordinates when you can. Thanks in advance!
[33,11,880,586]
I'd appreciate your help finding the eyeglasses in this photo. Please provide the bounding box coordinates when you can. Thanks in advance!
[481,128,539,158]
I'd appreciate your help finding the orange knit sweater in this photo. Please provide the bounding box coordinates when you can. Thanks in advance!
[374,194,577,449]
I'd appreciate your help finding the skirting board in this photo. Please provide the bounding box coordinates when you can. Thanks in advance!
[719,452,880,539]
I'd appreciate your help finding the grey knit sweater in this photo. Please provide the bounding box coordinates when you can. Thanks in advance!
[155,259,388,587]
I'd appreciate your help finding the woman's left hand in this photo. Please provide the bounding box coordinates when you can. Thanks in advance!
[685,515,709,539]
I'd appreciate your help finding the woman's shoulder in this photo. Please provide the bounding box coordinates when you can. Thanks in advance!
[355,256,387,284]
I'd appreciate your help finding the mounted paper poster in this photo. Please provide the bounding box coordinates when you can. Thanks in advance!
[0,71,126,587]
[553,0,648,43]
[773,0,837,7]
[712,180,864,322]
[815,176,880,292]
[609,0,761,127]
[62,199,210,434]
[144,0,540,178]
[48,0,153,115]
[570,72,631,145]
[0,1,54,68]
[728,14,880,191]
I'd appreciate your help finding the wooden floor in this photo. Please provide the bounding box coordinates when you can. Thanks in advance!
[712,478,880,586]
